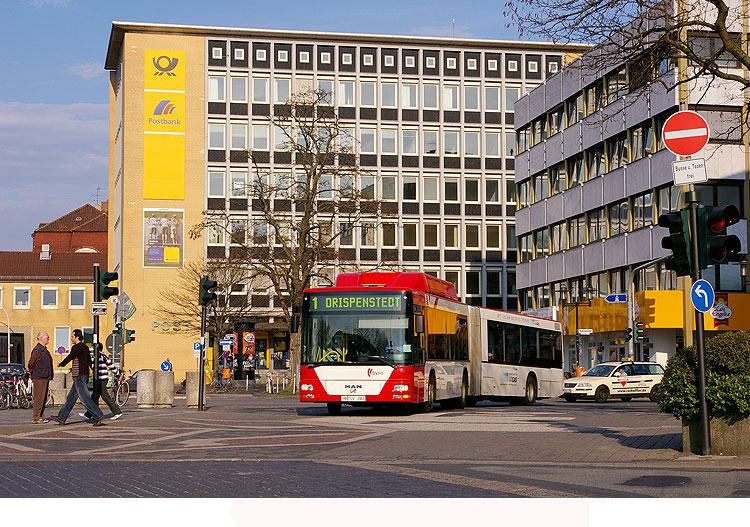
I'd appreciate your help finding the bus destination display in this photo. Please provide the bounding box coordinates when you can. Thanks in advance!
[308,293,403,312]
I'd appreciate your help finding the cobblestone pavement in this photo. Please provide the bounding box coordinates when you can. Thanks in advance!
[1,395,748,497]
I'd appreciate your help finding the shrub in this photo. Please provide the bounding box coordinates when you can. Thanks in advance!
[658,331,750,420]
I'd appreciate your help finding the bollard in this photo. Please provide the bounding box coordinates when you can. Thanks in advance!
[49,371,67,406]
[136,370,156,408]
[154,371,175,408]
[186,371,206,408]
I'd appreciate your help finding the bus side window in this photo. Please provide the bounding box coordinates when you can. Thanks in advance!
[487,320,504,362]
[504,326,521,365]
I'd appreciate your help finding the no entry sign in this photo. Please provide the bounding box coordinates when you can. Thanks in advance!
[662,110,710,156]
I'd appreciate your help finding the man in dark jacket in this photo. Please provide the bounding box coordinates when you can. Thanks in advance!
[27,331,53,424]
[50,329,104,427]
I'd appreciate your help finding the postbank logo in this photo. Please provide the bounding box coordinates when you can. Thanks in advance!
[144,92,185,132]
[152,55,179,76]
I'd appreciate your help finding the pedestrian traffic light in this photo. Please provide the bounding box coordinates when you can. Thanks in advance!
[199,277,218,306]
[114,322,122,336]
[124,328,136,344]
[702,205,741,265]
[634,322,644,342]
[658,210,691,276]
[98,270,119,300]
[625,327,633,342]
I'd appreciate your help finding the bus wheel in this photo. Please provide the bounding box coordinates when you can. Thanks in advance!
[520,376,537,406]
[594,386,609,403]
[422,374,436,413]
[455,373,468,409]
[327,402,342,416]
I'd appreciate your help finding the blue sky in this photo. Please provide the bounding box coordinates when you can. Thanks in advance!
[0,0,524,250]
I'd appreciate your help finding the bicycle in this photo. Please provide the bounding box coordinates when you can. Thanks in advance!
[113,369,132,406]
[213,377,239,393]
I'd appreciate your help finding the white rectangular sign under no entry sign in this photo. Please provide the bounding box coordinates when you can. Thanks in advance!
[672,158,708,186]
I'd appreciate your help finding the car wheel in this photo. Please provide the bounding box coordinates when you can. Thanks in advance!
[620,397,633,402]
[326,402,342,416]
[594,386,609,403]
[649,384,660,402]
[520,376,537,406]
[563,394,577,403]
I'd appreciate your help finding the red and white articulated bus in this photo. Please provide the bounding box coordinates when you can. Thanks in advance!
[299,272,563,415]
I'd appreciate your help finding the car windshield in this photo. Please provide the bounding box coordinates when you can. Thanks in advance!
[583,364,616,377]
[0,365,24,375]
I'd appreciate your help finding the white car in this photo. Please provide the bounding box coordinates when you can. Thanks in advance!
[562,361,664,403]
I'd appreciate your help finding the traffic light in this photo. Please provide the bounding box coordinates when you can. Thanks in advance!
[634,322,644,342]
[702,205,741,266]
[658,210,691,276]
[98,270,119,300]
[113,323,122,336]
[124,328,136,344]
[625,328,633,342]
[199,277,218,306]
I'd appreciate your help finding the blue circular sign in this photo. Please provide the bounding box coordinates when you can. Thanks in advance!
[691,279,715,313]
[160,361,171,372]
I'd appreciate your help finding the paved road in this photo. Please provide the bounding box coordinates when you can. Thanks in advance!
[1,395,748,497]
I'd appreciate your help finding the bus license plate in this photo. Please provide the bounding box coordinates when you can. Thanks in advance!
[341,396,365,402]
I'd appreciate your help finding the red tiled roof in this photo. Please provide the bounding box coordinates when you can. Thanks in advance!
[34,204,107,234]
[0,251,107,282]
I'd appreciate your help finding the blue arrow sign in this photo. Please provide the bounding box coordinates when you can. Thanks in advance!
[691,279,715,313]
[604,294,627,303]
[160,361,172,372]
[219,339,233,346]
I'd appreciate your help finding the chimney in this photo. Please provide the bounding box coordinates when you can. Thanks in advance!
[40,244,51,260]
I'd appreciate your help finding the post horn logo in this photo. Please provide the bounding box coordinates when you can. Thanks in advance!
[153,55,179,76]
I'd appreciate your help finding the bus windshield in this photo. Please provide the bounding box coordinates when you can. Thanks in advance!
[301,292,414,366]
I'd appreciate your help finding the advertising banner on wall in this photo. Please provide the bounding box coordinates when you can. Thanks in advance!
[143,208,184,268]
[144,49,185,200]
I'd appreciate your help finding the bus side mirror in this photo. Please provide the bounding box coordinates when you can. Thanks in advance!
[415,314,424,334]
[290,315,300,334]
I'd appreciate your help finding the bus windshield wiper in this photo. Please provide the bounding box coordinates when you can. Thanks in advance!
[368,355,396,369]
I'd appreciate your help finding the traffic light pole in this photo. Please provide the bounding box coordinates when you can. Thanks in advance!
[627,257,667,359]
[686,189,711,455]
[92,264,101,401]
[197,304,208,411]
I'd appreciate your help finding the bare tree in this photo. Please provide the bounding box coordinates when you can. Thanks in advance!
[190,88,394,377]
[153,258,274,367]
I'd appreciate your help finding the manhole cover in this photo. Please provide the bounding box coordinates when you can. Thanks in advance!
[623,475,691,488]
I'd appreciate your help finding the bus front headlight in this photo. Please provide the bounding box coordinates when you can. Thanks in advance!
[300,384,314,391]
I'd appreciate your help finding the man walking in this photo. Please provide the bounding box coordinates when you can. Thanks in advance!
[81,343,122,421]
[27,331,53,424]
[50,329,104,427]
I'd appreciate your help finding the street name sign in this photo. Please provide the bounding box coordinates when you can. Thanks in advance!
[604,294,626,303]
[672,158,708,186]
[90,302,108,316]
[691,279,715,313]
[662,110,710,157]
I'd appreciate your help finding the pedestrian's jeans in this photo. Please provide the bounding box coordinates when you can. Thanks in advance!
[56,375,104,422]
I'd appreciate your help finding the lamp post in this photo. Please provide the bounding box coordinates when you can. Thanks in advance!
[0,306,10,362]
[559,284,596,373]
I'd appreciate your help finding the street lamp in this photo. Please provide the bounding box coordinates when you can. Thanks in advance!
[0,306,10,362]
[559,283,596,373]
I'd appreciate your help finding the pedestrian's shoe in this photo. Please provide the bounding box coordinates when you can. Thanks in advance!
[110,413,123,420]
[50,416,65,425]
[78,412,88,418]
[31,419,42,424]
[93,417,104,427]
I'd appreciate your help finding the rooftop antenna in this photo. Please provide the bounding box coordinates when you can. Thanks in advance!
[452,18,455,38]
[91,186,106,206]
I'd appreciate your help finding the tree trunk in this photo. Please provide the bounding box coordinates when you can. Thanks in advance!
[289,330,301,391]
